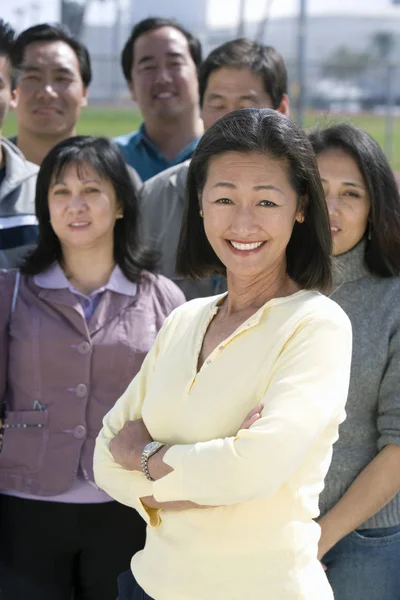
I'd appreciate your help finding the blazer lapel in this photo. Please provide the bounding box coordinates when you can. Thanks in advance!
[88,290,139,337]
[37,288,89,338]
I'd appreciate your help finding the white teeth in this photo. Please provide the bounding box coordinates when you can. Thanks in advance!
[157,92,173,98]
[70,222,89,227]
[230,241,264,251]
[330,227,339,232]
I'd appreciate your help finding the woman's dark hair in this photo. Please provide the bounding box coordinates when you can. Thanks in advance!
[309,123,400,277]
[0,19,16,89]
[10,23,92,87]
[21,136,157,282]
[177,108,332,293]
[199,38,287,110]
[121,17,202,82]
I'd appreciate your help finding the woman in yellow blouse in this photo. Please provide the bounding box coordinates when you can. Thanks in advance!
[94,108,352,600]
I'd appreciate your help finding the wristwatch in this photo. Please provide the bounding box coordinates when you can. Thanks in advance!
[141,441,165,482]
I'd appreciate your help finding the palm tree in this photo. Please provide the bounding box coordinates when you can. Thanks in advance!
[371,32,396,61]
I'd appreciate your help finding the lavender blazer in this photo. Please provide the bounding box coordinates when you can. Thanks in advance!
[0,269,185,495]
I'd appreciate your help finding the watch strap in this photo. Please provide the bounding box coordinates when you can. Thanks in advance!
[141,442,164,482]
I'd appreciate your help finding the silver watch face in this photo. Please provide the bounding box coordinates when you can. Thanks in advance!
[144,441,163,457]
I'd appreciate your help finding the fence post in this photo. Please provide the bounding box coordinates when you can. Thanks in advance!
[385,63,396,162]
[296,0,307,127]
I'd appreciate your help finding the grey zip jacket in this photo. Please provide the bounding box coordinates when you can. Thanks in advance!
[0,138,38,268]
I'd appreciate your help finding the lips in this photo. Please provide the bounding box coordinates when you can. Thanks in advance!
[153,89,177,100]
[227,240,266,253]
[330,225,341,236]
[69,221,91,229]
[33,106,62,115]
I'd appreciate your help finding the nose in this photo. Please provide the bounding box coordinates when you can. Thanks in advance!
[325,195,341,215]
[155,65,173,84]
[230,205,260,235]
[37,82,58,99]
[67,194,87,212]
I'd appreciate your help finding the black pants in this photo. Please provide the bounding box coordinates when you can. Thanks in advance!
[0,494,146,600]
[116,570,154,600]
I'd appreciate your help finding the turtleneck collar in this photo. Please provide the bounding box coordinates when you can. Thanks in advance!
[332,239,371,288]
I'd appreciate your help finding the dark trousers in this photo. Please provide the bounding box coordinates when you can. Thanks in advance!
[116,570,154,600]
[0,494,146,600]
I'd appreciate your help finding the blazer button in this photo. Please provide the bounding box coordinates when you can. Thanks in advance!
[75,383,88,398]
[73,425,86,439]
[77,341,91,355]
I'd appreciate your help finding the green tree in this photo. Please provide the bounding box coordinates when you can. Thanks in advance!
[61,0,107,39]
[371,31,396,61]
[322,46,371,80]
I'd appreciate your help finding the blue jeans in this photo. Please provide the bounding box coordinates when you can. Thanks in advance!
[323,525,400,600]
[116,569,154,600]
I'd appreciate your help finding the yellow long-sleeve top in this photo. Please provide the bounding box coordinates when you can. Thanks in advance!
[94,289,352,600]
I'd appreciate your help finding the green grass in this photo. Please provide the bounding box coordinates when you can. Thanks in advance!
[3,107,400,171]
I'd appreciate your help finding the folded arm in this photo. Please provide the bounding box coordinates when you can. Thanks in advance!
[151,317,352,506]
[108,316,352,509]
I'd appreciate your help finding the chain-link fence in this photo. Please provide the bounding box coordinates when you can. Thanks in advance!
[87,52,400,165]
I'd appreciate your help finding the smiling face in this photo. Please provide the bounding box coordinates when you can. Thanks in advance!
[317,148,370,256]
[13,40,88,139]
[200,151,303,280]
[129,26,199,122]
[48,163,122,255]
[202,67,280,130]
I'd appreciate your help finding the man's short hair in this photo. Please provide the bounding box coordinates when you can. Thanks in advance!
[121,17,202,82]
[0,19,16,88]
[199,38,287,110]
[10,23,92,88]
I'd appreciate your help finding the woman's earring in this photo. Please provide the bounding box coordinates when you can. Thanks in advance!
[297,215,305,223]
[116,214,124,220]
[199,210,204,218]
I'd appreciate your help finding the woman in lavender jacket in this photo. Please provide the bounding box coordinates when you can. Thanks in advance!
[0,136,185,600]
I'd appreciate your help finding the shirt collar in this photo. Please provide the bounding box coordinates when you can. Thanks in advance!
[34,263,138,297]
[137,123,199,162]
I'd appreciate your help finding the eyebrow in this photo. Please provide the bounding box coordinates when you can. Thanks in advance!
[51,178,101,187]
[137,51,185,66]
[321,178,365,190]
[20,65,75,76]
[211,182,284,194]
[207,91,258,102]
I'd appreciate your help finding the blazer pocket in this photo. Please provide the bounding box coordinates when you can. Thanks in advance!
[0,409,48,473]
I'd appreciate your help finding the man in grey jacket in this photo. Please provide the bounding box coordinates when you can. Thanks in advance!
[141,39,290,300]
[0,20,38,269]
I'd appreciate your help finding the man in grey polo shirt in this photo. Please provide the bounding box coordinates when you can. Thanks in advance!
[0,20,38,269]
[140,38,290,299]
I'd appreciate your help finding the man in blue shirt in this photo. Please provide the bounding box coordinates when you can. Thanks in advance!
[114,18,204,181]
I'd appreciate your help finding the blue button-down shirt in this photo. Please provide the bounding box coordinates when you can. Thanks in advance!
[114,124,200,182]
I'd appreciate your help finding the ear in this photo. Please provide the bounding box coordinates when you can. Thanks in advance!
[276,93,290,116]
[81,87,89,108]
[296,195,307,222]
[127,79,137,103]
[10,87,19,110]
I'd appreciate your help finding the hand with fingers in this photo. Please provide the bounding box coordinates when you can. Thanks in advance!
[238,403,264,433]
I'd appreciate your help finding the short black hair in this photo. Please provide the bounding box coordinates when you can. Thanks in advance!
[21,136,157,282]
[121,17,202,82]
[199,38,287,110]
[309,123,400,278]
[10,23,92,87]
[177,108,332,293]
[0,19,16,88]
